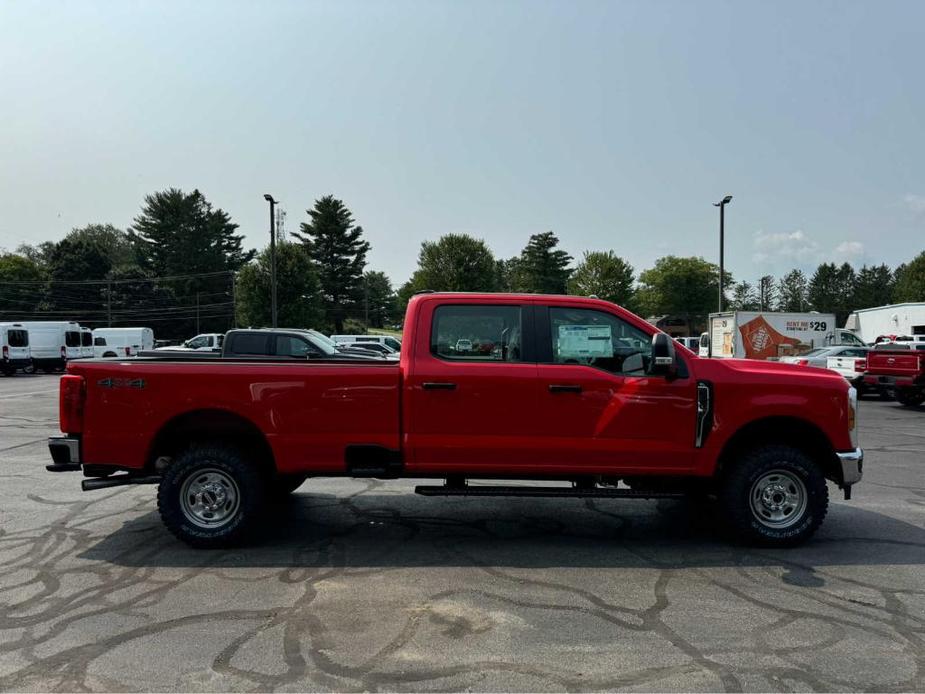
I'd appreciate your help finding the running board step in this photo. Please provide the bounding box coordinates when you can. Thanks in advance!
[414,485,684,499]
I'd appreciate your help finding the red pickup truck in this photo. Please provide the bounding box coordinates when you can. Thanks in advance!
[862,343,925,406]
[48,292,862,548]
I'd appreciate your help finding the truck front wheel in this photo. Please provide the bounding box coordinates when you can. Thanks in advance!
[721,445,828,547]
[157,445,267,548]
[895,388,925,407]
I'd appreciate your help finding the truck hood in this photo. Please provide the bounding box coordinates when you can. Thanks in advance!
[699,356,847,386]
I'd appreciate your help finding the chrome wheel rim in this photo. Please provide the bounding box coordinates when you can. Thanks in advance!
[179,468,241,529]
[749,469,807,529]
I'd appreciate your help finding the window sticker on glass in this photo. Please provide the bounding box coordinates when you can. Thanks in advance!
[557,325,613,359]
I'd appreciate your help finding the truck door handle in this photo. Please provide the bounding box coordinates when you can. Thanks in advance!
[548,384,582,393]
[423,382,457,390]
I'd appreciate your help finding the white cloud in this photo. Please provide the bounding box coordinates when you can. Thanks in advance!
[752,230,865,268]
[752,229,820,265]
[834,240,864,260]
[904,194,925,214]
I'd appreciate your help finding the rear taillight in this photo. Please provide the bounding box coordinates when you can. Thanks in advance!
[60,375,86,434]
[855,359,866,373]
[796,359,809,366]
[2,346,8,360]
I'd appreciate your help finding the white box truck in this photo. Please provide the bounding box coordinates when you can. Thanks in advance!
[92,327,155,357]
[703,311,865,360]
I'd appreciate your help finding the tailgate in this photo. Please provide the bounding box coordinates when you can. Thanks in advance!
[866,351,922,376]
[826,356,859,377]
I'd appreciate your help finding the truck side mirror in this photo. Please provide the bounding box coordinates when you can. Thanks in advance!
[649,333,678,379]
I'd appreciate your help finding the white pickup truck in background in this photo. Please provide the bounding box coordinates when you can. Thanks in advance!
[827,347,869,391]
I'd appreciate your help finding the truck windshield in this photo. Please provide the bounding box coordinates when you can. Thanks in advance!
[305,330,339,355]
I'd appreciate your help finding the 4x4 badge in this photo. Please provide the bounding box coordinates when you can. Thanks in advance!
[97,378,145,389]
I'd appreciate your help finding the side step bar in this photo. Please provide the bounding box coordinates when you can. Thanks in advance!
[82,475,161,492]
[415,484,684,499]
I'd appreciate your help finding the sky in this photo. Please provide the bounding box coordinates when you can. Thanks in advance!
[1,0,923,288]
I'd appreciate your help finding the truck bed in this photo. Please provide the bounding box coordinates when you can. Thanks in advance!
[67,359,401,474]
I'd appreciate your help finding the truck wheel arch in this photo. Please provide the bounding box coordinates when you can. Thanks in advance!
[716,416,842,486]
[147,409,276,479]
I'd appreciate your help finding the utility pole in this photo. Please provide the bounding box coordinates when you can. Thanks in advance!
[196,292,200,334]
[713,195,733,312]
[364,276,370,331]
[107,280,112,327]
[263,194,279,328]
[230,270,237,329]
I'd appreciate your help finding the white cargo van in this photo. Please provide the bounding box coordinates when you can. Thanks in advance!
[92,327,155,357]
[0,323,31,376]
[18,321,82,371]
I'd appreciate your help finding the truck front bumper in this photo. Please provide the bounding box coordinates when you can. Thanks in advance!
[837,447,864,486]
[47,436,81,472]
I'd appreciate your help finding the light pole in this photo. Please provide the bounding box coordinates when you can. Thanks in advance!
[263,194,278,328]
[713,195,733,312]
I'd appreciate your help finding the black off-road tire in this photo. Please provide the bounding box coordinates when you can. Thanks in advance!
[720,445,828,547]
[157,445,267,549]
[270,474,308,498]
[895,388,925,407]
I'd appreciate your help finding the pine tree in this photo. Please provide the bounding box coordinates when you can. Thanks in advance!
[730,281,759,310]
[808,262,856,323]
[757,275,777,311]
[363,270,397,329]
[852,264,894,309]
[777,269,808,311]
[130,188,252,278]
[514,232,572,294]
[293,195,370,333]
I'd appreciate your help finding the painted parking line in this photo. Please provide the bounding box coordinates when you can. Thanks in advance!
[0,389,59,400]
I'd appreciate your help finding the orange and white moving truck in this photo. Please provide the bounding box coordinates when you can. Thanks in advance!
[704,311,864,359]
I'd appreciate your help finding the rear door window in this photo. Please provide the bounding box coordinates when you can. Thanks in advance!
[65,331,81,347]
[431,305,523,362]
[8,329,28,347]
[81,332,92,346]
[229,333,271,355]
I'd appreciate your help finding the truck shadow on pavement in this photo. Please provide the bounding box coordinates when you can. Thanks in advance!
[80,488,925,571]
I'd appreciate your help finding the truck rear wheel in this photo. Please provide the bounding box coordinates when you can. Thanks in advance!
[895,388,925,407]
[720,445,828,547]
[157,445,267,548]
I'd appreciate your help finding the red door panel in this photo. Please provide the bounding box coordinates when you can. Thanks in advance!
[535,364,696,474]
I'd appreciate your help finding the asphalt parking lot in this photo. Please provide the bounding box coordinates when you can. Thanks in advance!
[1,374,923,692]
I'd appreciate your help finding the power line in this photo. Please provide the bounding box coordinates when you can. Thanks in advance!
[0,269,234,287]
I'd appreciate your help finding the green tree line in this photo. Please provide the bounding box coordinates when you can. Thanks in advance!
[3,187,925,339]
